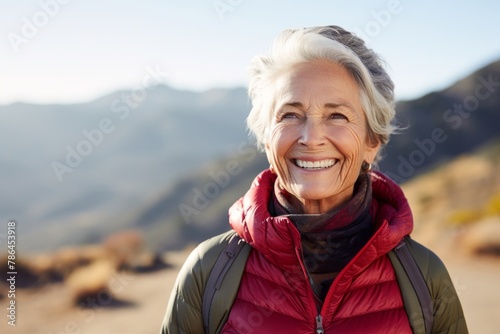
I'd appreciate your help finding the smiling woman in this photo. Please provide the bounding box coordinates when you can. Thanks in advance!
[160,25,468,334]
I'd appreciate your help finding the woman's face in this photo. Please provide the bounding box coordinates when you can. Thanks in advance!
[266,60,379,214]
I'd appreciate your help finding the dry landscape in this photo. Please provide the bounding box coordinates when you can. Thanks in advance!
[1,146,500,334]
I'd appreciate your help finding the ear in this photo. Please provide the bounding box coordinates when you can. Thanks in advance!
[363,139,381,164]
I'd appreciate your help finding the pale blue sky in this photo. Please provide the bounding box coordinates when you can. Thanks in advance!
[1,0,500,105]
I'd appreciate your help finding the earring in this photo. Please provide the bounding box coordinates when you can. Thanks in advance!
[269,164,276,173]
[362,160,372,172]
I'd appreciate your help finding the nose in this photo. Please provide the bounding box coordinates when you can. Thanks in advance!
[298,118,326,148]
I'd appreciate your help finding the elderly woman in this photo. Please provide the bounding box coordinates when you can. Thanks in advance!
[160,26,467,333]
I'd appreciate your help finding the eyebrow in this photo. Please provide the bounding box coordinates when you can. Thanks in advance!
[280,101,356,111]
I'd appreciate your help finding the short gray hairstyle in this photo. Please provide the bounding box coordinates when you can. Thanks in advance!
[247,25,397,162]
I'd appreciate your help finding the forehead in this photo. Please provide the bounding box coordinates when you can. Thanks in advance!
[274,60,361,106]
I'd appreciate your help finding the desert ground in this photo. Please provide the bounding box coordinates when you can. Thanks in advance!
[1,244,499,334]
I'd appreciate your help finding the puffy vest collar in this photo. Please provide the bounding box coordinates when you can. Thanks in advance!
[228,169,414,271]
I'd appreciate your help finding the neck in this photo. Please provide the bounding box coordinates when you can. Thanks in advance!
[287,188,354,214]
[276,179,357,214]
[272,173,371,231]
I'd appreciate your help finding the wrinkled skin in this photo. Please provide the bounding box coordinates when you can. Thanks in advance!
[265,60,380,213]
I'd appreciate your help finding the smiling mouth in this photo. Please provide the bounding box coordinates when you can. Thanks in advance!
[293,159,337,170]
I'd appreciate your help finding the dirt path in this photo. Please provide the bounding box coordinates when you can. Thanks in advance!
[0,250,188,334]
[443,256,500,334]
[1,249,498,333]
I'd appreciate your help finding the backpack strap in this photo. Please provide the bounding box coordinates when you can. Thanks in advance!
[389,237,433,334]
[202,231,251,334]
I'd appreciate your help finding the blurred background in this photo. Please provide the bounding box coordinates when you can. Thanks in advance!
[0,0,499,333]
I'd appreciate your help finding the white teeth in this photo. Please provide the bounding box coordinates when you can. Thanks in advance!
[295,159,336,169]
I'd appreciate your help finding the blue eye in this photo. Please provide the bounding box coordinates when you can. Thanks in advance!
[278,112,301,121]
[330,113,348,120]
[283,113,299,119]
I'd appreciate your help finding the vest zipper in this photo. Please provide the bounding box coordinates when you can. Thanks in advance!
[294,239,327,333]
[294,244,325,333]
[316,314,324,334]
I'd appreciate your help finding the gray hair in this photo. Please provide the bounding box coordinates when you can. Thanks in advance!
[246,25,397,162]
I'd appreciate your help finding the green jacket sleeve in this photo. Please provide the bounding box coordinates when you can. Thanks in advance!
[407,239,468,334]
[159,231,235,334]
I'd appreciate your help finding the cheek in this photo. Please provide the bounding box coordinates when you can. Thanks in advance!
[329,127,360,161]
[331,125,366,159]
[268,124,294,158]
[267,125,296,181]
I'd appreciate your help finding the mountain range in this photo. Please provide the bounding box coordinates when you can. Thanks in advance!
[1,59,499,252]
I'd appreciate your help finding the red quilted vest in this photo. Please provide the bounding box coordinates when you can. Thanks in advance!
[222,170,414,333]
